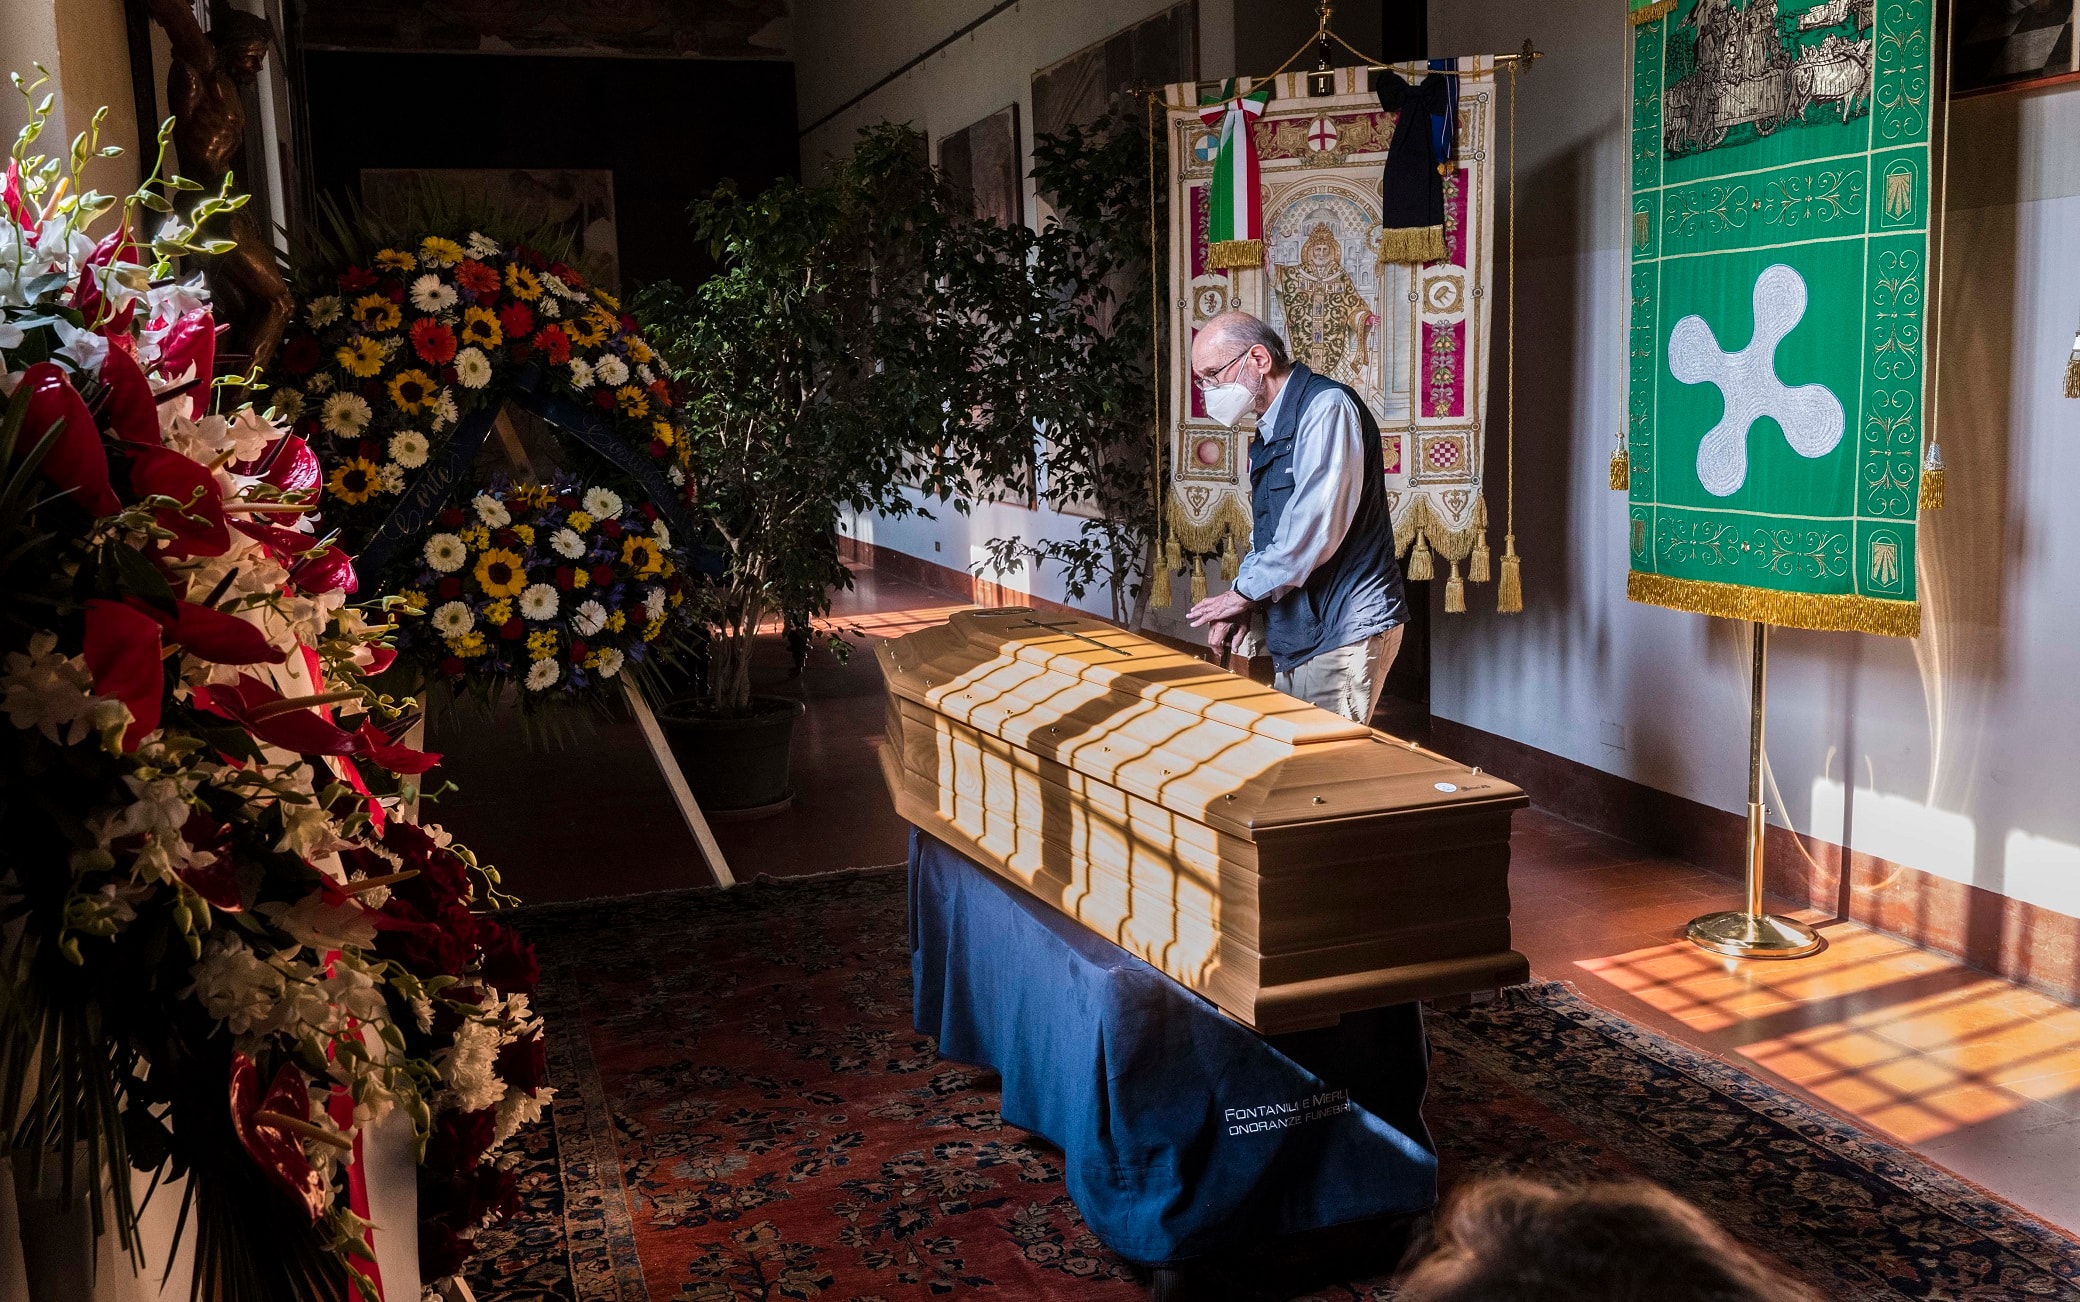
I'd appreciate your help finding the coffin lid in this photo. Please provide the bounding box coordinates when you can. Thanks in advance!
[877,608,1525,836]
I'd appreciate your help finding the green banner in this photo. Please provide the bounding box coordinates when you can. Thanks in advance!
[1627,0,1934,638]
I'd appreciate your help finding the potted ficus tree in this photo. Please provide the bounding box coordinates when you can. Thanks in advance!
[633,126,1036,813]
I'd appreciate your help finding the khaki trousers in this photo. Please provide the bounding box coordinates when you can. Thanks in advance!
[1272,626,1404,724]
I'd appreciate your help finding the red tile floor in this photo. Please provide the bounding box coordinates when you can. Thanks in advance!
[430,564,2080,1238]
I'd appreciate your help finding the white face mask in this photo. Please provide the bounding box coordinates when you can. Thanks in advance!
[1202,381,1256,429]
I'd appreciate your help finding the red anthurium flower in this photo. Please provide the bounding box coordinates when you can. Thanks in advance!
[227,1055,328,1223]
[18,363,121,517]
[98,346,161,445]
[155,311,216,418]
[354,644,398,676]
[255,435,321,497]
[125,443,230,559]
[289,544,358,596]
[354,721,441,775]
[192,674,356,755]
[232,519,319,559]
[177,814,244,910]
[70,227,141,331]
[83,600,163,749]
[150,600,286,666]
[1,160,30,228]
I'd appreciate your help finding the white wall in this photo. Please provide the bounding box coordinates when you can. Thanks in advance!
[1,0,141,197]
[1431,0,2080,921]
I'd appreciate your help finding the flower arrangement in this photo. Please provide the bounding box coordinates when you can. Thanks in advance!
[396,474,689,698]
[0,86,543,1299]
[276,227,692,554]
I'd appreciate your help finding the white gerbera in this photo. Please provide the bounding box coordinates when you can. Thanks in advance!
[454,346,493,390]
[389,430,430,469]
[271,388,307,421]
[643,586,667,621]
[308,371,335,394]
[320,392,372,436]
[667,465,686,486]
[466,231,500,258]
[651,520,671,550]
[472,493,511,528]
[377,462,406,493]
[571,600,608,637]
[543,272,579,300]
[566,358,594,389]
[595,355,630,386]
[432,390,459,430]
[409,273,457,313]
[524,659,560,691]
[596,648,626,679]
[423,533,468,573]
[306,295,343,327]
[636,363,654,385]
[431,601,474,636]
[582,486,623,519]
[550,527,585,559]
[518,584,559,621]
[538,296,562,320]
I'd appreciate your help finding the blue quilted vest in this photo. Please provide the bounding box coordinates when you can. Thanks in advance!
[1248,364,1407,674]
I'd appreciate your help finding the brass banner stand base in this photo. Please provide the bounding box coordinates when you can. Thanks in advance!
[1684,622,1825,961]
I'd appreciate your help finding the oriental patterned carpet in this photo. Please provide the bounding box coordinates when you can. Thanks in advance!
[467,868,2080,1301]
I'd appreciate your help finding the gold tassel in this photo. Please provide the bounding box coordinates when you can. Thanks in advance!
[1920,441,1945,510]
[1189,561,1208,605]
[1444,558,1466,613]
[1405,534,1434,581]
[1150,556,1173,608]
[2065,331,2080,398]
[1610,443,1630,491]
[1221,531,1240,581]
[1206,239,1265,270]
[1165,535,1182,574]
[1377,225,1448,266]
[1628,0,1676,24]
[1469,533,1491,584]
[1497,534,1523,613]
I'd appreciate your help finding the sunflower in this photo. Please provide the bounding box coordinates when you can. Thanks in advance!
[473,547,528,598]
[386,368,439,414]
[564,311,609,348]
[460,305,504,350]
[419,236,465,268]
[350,293,403,332]
[626,336,654,365]
[650,419,677,448]
[504,264,544,301]
[620,535,664,578]
[336,337,385,378]
[592,288,621,313]
[327,458,383,505]
[375,248,417,271]
[615,385,650,419]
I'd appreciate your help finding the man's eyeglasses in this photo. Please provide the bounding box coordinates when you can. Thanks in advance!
[1193,347,1255,392]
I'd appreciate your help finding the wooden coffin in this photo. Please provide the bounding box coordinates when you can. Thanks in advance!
[877,608,1530,1033]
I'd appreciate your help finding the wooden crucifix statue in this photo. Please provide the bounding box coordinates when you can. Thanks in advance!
[144,0,295,370]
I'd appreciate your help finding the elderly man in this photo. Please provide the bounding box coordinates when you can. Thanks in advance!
[1185,311,1408,724]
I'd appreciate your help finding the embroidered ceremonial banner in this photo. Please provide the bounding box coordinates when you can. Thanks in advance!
[1627,0,1935,638]
[1160,60,1498,609]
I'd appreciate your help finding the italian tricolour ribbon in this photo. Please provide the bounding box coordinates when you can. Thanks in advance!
[1199,81,1272,270]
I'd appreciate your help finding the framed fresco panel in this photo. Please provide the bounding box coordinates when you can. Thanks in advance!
[938,104,1023,228]
[1952,0,2077,96]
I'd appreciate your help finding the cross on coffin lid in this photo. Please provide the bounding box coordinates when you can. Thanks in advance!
[877,608,1523,835]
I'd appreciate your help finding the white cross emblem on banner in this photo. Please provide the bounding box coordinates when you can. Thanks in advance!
[1306,117,1339,152]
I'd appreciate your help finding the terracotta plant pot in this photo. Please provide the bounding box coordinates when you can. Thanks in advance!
[657,695,805,817]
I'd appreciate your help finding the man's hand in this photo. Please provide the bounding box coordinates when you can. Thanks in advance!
[1187,588,1255,628]
[1204,616,1249,661]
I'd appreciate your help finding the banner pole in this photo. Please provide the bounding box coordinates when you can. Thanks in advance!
[1684,621,1823,959]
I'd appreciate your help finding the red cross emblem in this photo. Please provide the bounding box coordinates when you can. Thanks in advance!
[1306,117,1339,152]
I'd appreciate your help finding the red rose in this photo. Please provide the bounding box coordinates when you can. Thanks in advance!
[440,656,465,677]
[507,337,532,362]
[499,618,524,640]
[494,528,517,548]
[601,519,623,539]
[437,577,463,598]
[592,388,616,411]
[357,438,379,459]
[569,640,589,661]
[338,266,375,291]
[411,318,457,365]
[646,439,665,459]
[437,508,466,527]
[618,314,637,332]
[496,1031,548,1091]
[386,284,406,303]
[360,379,382,400]
[590,564,613,586]
[639,502,659,521]
[280,335,321,374]
[440,365,458,384]
[498,302,534,337]
[557,495,577,508]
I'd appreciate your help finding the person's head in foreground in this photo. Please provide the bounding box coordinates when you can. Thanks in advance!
[1396,1176,1815,1302]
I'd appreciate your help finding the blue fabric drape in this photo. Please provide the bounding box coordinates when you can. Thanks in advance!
[908,830,1438,1266]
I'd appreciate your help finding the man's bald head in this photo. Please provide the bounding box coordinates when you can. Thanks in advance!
[1195,311,1290,374]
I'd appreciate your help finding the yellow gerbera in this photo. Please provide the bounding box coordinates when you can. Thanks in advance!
[473,548,528,598]
[620,535,664,578]
[386,368,439,414]
[650,419,676,448]
[567,510,595,533]
[327,458,382,505]
[482,598,513,624]
[460,305,503,349]
[615,385,649,419]
[351,293,402,332]
[419,236,464,268]
[504,264,543,301]
[336,337,385,378]
[526,630,559,659]
[592,289,621,313]
[375,248,417,271]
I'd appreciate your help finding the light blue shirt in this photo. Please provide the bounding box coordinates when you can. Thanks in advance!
[1231,374,1369,605]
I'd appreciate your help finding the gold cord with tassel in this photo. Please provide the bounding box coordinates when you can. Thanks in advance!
[1444,557,1466,613]
[1497,534,1523,612]
[1406,532,1434,581]
[1221,531,1240,581]
[1920,442,1945,510]
[1470,497,1492,584]
[1610,441,1630,491]
[1188,559,1208,605]
[2065,329,2080,399]
[1150,541,1174,607]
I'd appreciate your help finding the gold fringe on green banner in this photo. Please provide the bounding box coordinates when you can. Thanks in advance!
[1610,443,1630,491]
[1627,571,1922,638]
[1628,0,1677,24]
[1378,225,1447,266]
[1206,239,1265,270]
[1497,535,1523,613]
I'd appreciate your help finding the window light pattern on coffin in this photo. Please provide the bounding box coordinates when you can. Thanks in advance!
[877,609,1530,1033]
